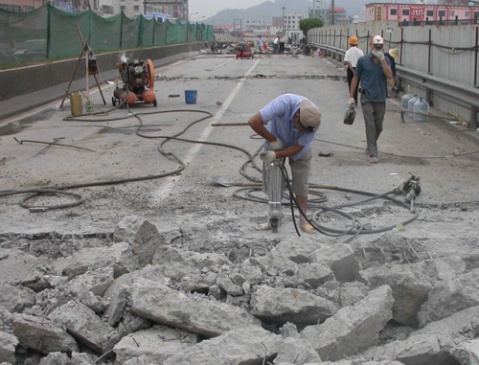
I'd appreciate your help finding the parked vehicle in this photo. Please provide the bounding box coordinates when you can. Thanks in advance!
[14,39,47,62]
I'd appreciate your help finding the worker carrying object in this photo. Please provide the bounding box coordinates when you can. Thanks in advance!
[344,35,364,105]
[248,93,321,234]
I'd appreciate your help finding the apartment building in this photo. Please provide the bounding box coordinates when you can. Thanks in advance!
[365,2,479,22]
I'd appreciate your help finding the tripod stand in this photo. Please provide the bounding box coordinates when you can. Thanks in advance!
[60,34,106,109]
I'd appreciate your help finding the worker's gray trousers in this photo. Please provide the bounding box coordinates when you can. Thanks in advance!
[360,93,386,158]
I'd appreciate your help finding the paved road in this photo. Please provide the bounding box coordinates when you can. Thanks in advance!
[0,52,478,237]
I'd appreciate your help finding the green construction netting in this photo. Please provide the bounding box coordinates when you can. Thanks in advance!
[0,4,214,68]
[0,6,47,67]
[153,21,168,47]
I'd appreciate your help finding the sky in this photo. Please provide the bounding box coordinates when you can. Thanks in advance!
[188,0,266,20]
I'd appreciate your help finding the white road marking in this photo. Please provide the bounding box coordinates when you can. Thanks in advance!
[152,59,260,203]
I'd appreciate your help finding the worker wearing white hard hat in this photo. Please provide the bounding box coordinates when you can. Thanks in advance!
[348,35,393,164]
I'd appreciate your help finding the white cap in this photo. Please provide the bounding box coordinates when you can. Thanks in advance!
[373,35,384,47]
[299,100,321,131]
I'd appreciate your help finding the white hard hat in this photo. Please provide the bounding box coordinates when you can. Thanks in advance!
[373,35,384,47]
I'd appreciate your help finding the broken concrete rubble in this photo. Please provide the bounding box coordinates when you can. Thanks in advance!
[162,325,282,365]
[300,285,394,361]
[0,283,35,313]
[12,314,79,354]
[250,284,339,325]
[417,269,479,327]
[47,301,119,354]
[0,331,18,364]
[357,305,479,365]
[450,338,479,365]
[53,242,137,279]
[0,248,49,291]
[113,324,199,364]
[130,278,263,337]
[1,216,479,365]
[361,262,432,327]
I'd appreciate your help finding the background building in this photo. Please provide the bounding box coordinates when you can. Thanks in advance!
[0,0,41,12]
[365,2,479,22]
[0,0,188,19]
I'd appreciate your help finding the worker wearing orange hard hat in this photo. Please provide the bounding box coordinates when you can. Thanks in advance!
[344,35,364,105]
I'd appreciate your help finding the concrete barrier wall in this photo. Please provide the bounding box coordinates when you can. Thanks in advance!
[0,42,205,103]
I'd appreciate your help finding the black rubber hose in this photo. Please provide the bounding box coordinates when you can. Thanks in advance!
[20,189,85,211]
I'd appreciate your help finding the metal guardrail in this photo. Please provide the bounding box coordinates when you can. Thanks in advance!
[309,42,479,130]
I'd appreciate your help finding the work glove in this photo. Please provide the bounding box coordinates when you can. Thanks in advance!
[348,98,356,107]
[372,49,385,62]
[259,151,276,164]
[269,139,283,151]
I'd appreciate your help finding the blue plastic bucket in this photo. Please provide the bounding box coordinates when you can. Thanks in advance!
[185,90,197,104]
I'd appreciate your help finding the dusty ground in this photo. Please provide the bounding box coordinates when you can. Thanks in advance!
[1,51,479,363]
[1,53,478,251]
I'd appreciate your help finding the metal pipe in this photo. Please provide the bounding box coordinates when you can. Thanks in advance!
[475,26,478,86]
[428,28,432,75]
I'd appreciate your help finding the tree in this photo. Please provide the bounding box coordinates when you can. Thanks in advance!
[299,18,323,36]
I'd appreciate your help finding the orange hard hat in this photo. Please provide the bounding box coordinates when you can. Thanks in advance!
[349,35,359,45]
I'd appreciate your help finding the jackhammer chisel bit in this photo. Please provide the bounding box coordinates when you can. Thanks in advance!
[395,173,421,213]
[268,160,284,233]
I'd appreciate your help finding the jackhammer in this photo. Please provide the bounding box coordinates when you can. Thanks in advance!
[395,173,421,213]
[267,159,285,233]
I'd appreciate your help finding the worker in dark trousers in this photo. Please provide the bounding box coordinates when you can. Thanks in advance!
[344,35,364,105]
[348,35,393,164]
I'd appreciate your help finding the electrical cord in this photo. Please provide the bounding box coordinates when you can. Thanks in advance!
[0,108,217,211]
[2,103,420,236]
[233,148,418,238]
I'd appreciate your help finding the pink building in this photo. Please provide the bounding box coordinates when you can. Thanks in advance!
[365,2,479,22]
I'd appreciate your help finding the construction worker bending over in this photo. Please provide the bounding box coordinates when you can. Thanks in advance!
[248,93,321,234]
[348,35,393,164]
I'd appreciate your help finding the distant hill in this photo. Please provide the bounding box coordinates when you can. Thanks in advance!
[204,0,381,25]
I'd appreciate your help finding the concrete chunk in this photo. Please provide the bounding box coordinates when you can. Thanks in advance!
[113,324,199,364]
[66,267,114,297]
[250,285,339,325]
[297,262,334,289]
[162,326,282,365]
[38,352,70,365]
[13,314,78,354]
[360,305,479,365]
[300,285,394,361]
[103,284,129,327]
[274,336,321,364]
[310,243,362,282]
[418,269,479,327]
[130,278,262,337]
[47,300,118,354]
[152,246,230,278]
[0,249,48,290]
[114,216,167,268]
[450,338,479,365]
[271,236,322,264]
[361,263,432,326]
[0,331,18,364]
[0,283,35,313]
[54,242,137,279]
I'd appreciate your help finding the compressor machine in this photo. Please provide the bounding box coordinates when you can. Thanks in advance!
[112,58,157,107]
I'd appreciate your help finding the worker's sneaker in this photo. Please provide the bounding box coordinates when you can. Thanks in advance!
[369,156,379,164]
